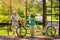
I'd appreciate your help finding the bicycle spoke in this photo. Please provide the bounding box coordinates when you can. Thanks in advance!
[46,26,56,36]
[16,26,27,36]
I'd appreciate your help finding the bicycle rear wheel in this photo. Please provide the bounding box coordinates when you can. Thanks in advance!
[16,26,27,37]
[46,26,56,36]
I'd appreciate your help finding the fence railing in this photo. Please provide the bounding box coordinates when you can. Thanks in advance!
[0,23,12,35]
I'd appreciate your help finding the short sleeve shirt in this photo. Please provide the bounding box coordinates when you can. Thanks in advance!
[28,16,36,26]
[10,14,20,27]
[10,14,20,22]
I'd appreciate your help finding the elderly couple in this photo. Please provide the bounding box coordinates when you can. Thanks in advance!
[9,10,36,38]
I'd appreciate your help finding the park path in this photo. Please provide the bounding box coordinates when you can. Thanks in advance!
[0,35,60,40]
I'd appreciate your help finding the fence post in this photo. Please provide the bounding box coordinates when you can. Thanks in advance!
[25,0,27,20]
[59,0,60,35]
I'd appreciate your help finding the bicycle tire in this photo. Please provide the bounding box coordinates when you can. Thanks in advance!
[46,26,56,36]
[16,26,27,36]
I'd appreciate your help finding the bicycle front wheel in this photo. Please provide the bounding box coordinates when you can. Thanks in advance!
[46,26,56,36]
[16,26,27,37]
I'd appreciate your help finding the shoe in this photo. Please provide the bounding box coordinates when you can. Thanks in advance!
[18,35,24,38]
[30,36,35,38]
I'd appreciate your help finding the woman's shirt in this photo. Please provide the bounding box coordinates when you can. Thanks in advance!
[28,16,36,26]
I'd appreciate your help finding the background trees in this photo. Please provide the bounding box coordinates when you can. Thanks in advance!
[0,0,59,22]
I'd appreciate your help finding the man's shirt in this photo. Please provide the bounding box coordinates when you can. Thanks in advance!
[10,14,20,22]
[10,14,20,27]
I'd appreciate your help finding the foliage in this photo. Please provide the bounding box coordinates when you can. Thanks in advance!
[0,0,59,22]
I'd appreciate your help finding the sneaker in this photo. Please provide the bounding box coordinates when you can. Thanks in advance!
[30,36,35,38]
[18,35,24,38]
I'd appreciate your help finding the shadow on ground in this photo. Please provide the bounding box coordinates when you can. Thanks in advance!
[0,35,60,40]
[16,36,53,40]
[0,36,53,40]
[53,35,60,39]
[0,36,17,40]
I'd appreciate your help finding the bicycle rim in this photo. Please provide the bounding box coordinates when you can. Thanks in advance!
[16,26,27,36]
[46,26,56,36]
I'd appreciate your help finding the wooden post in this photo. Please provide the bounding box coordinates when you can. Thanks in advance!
[25,0,27,20]
[10,0,12,14]
[7,0,12,35]
[59,0,60,35]
[51,0,53,27]
[43,0,46,28]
